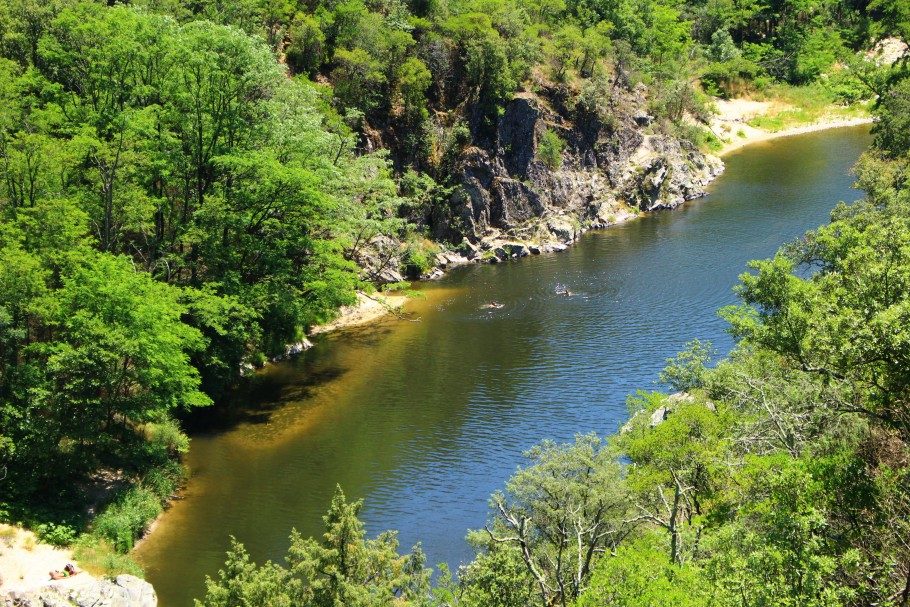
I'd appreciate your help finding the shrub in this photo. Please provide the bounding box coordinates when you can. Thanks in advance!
[145,419,190,461]
[91,487,162,553]
[142,460,185,500]
[35,522,77,547]
[402,240,438,278]
[537,128,565,170]
[672,123,722,152]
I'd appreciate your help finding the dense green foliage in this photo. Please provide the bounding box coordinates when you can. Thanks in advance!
[199,62,910,607]
[0,0,409,526]
[0,0,904,588]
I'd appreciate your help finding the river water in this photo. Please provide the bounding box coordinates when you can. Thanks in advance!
[135,126,871,606]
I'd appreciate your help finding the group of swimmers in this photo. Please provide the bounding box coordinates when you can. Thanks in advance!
[481,285,573,309]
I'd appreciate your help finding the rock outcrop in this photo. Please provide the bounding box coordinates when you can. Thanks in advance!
[2,575,156,607]
[437,84,723,248]
[351,81,724,284]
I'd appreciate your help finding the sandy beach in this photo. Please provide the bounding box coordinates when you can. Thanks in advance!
[0,524,84,594]
[710,98,873,156]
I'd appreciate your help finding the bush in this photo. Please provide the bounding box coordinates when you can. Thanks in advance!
[142,460,185,500]
[91,487,162,553]
[402,239,438,278]
[824,69,870,105]
[537,128,565,170]
[145,419,190,461]
[35,522,77,547]
[672,123,722,152]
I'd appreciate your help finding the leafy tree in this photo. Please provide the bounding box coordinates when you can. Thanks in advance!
[286,13,327,77]
[618,392,733,565]
[579,532,710,607]
[197,487,431,607]
[536,128,565,170]
[659,339,714,392]
[873,77,910,158]
[479,434,632,606]
[701,456,860,607]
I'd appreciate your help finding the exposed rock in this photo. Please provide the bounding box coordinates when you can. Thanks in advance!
[546,217,577,243]
[3,576,156,607]
[650,407,669,427]
[619,136,723,211]
[285,339,313,357]
[667,392,696,405]
[436,83,723,246]
[500,242,530,258]
[378,268,404,284]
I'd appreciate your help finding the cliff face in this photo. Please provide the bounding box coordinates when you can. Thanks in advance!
[434,85,723,247]
[349,83,724,283]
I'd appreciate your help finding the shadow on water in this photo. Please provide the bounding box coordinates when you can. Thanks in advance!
[181,320,415,434]
[181,366,347,434]
[136,126,872,607]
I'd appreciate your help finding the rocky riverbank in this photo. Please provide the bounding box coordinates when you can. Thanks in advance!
[2,575,156,607]
[317,97,871,335]
[0,526,156,607]
[353,84,725,291]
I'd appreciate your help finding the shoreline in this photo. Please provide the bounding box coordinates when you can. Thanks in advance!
[309,116,874,335]
[308,291,410,335]
[306,209,644,335]
[716,116,873,156]
[711,97,873,156]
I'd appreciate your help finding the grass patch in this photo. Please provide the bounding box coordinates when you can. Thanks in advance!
[746,82,870,132]
[73,535,145,578]
[0,525,17,548]
[92,486,163,553]
[674,123,724,152]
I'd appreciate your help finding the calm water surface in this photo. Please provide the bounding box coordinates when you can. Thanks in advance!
[135,127,871,605]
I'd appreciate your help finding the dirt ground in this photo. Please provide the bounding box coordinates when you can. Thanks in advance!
[0,524,93,594]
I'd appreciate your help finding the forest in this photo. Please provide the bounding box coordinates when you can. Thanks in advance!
[0,0,908,600]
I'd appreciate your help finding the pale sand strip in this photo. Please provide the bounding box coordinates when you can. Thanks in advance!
[308,291,409,335]
[0,524,90,594]
[716,116,874,156]
[710,97,873,157]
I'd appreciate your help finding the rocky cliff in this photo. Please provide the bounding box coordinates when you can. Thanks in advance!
[438,84,723,248]
[359,82,724,281]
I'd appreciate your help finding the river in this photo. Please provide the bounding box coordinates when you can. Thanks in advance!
[134,126,872,606]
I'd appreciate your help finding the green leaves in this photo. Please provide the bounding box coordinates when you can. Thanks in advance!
[197,488,431,607]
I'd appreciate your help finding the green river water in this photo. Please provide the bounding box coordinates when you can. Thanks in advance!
[134,126,872,606]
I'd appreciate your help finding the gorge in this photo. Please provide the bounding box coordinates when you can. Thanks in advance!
[134,125,872,606]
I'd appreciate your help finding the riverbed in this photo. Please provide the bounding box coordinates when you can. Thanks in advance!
[134,126,872,606]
